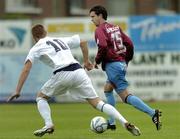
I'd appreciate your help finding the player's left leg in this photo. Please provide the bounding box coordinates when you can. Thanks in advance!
[33,71,69,137]
[152,109,162,130]
[104,82,116,130]
[119,90,155,117]
[119,91,162,130]
[106,61,162,131]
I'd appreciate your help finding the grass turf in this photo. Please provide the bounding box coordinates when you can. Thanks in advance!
[0,101,179,139]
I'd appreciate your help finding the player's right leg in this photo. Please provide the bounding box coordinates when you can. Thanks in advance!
[34,92,54,137]
[74,69,140,136]
[87,98,141,136]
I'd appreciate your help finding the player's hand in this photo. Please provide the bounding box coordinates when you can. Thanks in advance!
[7,92,20,102]
[84,61,93,71]
[94,63,99,69]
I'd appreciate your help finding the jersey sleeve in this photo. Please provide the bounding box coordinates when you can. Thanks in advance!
[25,46,40,64]
[95,28,107,64]
[64,34,80,49]
[121,30,134,62]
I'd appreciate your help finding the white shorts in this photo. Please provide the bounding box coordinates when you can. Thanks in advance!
[40,69,98,99]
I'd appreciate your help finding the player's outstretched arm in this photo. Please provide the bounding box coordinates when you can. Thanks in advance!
[7,60,32,102]
[80,40,93,71]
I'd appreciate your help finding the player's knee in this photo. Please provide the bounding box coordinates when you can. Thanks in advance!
[117,89,130,103]
[37,92,50,99]
[104,83,114,91]
[87,97,102,108]
[124,94,133,103]
[36,97,47,102]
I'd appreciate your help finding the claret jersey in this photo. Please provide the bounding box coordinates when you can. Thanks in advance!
[25,35,80,72]
[94,22,134,67]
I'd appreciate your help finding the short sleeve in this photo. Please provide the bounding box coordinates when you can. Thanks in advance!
[66,34,80,49]
[25,46,40,64]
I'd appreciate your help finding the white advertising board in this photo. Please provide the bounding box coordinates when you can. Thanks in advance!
[127,52,180,100]
[0,20,31,53]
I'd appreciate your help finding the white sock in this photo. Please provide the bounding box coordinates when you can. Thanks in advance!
[36,97,53,127]
[96,101,127,127]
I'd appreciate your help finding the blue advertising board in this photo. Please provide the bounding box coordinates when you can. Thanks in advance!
[130,16,180,51]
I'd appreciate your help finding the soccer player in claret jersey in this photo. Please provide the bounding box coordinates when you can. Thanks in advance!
[7,24,141,137]
[89,5,162,131]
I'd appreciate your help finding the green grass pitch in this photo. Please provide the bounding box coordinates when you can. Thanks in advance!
[0,101,179,139]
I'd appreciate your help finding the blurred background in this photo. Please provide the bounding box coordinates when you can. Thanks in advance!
[0,0,180,103]
[0,0,180,17]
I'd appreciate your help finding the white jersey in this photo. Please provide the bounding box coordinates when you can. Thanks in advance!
[25,34,98,99]
[25,35,80,71]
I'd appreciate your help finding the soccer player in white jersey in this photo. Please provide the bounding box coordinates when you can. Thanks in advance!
[7,24,141,137]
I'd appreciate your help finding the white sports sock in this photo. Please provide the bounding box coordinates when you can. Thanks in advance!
[96,101,127,127]
[36,97,53,127]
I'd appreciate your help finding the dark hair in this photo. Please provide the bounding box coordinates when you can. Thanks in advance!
[31,24,46,39]
[89,5,108,20]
